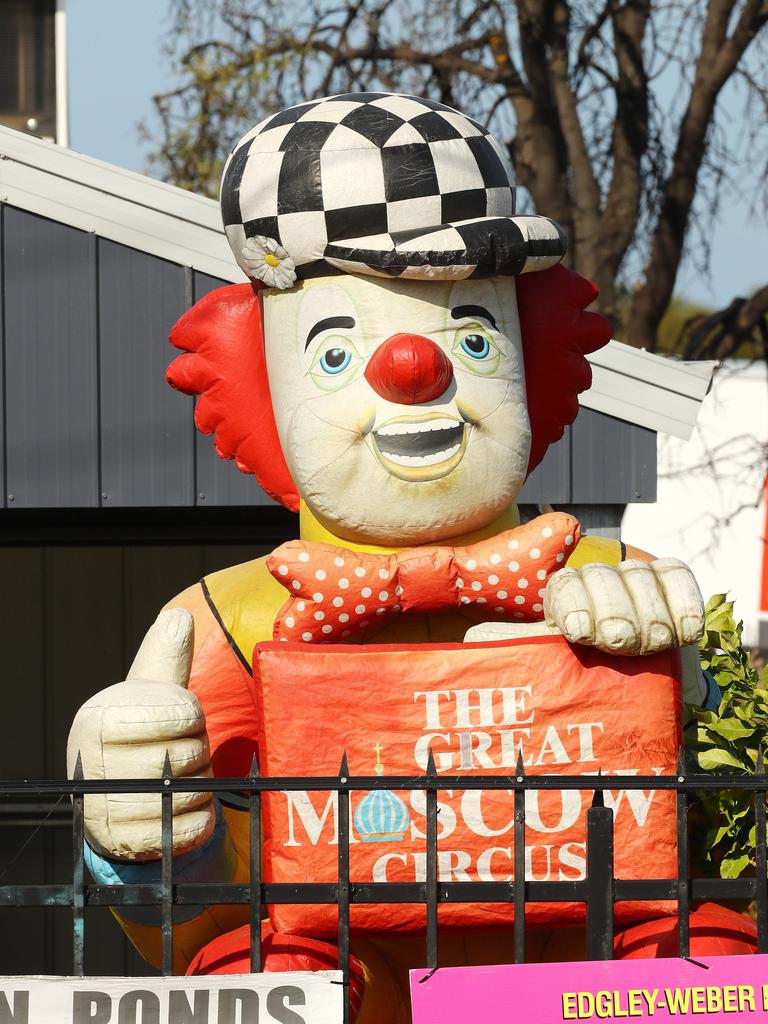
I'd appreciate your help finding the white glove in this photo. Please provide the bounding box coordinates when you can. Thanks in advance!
[543,558,704,655]
[66,608,215,862]
[465,558,705,657]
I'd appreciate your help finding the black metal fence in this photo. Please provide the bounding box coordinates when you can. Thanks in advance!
[1,752,767,1024]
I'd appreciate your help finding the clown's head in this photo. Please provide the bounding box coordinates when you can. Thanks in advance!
[263,274,528,542]
[168,94,611,545]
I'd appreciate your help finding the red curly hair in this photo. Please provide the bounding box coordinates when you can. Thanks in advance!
[167,266,611,512]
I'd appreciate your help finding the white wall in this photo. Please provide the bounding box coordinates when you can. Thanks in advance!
[623,361,767,647]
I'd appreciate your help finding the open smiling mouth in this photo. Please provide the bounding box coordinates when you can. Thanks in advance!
[370,414,469,482]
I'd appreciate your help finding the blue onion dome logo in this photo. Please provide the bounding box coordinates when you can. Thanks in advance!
[354,745,410,843]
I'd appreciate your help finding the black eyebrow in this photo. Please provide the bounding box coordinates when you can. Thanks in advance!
[305,315,356,350]
[450,305,498,331]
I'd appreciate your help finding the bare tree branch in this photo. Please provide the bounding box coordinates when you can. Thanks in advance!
[681,285,768,359]
[628,0,768,349]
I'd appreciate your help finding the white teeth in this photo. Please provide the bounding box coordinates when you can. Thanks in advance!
[376,418,460,437]
[382,444,461,467]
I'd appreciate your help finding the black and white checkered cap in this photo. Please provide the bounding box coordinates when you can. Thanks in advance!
[221,92,566,285]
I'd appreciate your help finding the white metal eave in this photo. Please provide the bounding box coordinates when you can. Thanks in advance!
[0,124,245,283]
[0,125,714,439]
[582,343,716,440]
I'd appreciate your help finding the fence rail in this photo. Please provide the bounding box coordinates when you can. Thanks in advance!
[1,752,766,1024]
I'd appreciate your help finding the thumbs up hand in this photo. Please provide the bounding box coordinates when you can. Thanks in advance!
[67,609,215,861]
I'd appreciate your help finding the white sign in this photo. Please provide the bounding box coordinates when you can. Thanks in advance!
[0,972,342,1024]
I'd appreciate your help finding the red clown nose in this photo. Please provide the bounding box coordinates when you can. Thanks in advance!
[364,333,454,405]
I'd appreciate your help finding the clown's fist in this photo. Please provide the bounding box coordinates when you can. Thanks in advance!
[66,608,215,862]
[543,558,705,655]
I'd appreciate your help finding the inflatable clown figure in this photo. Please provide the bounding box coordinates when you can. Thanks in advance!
[67,93,756,1020]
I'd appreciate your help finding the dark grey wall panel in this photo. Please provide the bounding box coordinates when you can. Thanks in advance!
[99,240,193,505]
[570,409,657,503]
[0,206,6,502]
[560,503,624,540]
[196,430,276,506]
[3,208,99,506]
[518,427,571,503]
[519,411,657,505]
[191,271,275,506]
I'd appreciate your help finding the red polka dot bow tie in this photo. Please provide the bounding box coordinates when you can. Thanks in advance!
[266,512,580,644]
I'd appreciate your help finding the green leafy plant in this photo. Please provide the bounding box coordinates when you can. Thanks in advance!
[688,594,768,878]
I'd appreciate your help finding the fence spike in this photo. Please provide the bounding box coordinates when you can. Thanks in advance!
[676,748,685,777]
[339,751,349,779]
[586,781,614,959]
[426,747,437,778]
[515,748,525,777]
[162,750,173,781]
[757,746,765,776]
[591,767,604,807]
[72,751,84,781]
[250,751,260,779]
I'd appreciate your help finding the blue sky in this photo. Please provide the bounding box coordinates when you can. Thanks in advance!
[66,0,764,310]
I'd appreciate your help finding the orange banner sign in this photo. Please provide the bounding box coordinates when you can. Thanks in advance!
[252,636,682,936]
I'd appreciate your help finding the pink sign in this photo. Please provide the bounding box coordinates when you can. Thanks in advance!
[410,955,768,1023]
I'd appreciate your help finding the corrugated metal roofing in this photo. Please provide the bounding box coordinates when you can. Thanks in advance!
[585,344,715,439]
[0,124,240,282]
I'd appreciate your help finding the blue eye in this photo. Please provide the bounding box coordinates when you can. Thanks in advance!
[319,347,352,374]
[460,333,491,359]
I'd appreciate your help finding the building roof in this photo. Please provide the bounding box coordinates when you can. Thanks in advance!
[585,343,714,440]
[0,123,240,282]
[0,124,714,441]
